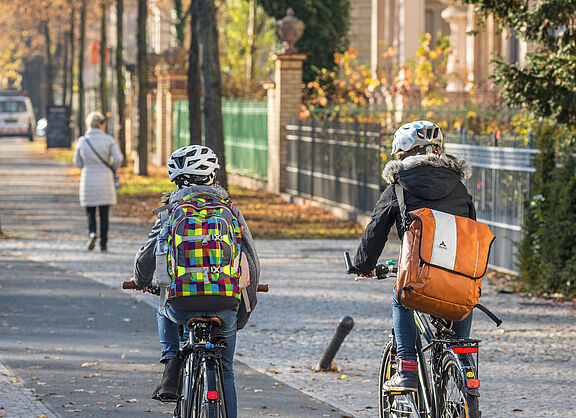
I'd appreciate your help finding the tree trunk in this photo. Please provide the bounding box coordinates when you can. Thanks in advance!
[116,0,127,165]
[78,0,87,135]
[42,21,54,107]
[62,33,69,106]
[197,0,226,188]
[136,0,148,176]
[246,0,255,84]
[99,0,108,126]
[68,3,76,112]
[187,0,202,145]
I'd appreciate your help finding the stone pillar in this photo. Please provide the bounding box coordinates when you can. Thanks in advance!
[441,5,468,92]
[399,0,425,65]
[155,68,187,166]
[266,52,306,193]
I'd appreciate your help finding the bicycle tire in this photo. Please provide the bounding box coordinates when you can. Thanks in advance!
[438,352,479,418]
[193,360,224,418]
[379,338,395,418]
[176,356,194,418]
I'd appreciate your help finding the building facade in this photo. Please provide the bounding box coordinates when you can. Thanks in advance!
[348,0,527,92]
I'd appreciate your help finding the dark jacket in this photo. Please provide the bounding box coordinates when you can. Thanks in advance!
[133,184,261,329]
[354,154,476,274]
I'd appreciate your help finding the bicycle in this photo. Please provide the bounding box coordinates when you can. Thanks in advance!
[343,252,501,418]
[122,280,269,418]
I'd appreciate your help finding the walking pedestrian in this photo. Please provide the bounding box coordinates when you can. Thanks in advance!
[73,111,123,252]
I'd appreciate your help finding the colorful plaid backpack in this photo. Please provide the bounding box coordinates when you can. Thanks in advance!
[166,192,243,302]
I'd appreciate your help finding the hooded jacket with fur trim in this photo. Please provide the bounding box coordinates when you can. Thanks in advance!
[353,154,476,274]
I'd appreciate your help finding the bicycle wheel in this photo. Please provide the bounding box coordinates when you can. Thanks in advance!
[176,356,195,418]
[438,352,479,418]
[194,360,223,418]
[379,338,418,418]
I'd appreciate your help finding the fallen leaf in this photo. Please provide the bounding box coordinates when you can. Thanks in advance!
[80,362,99,368]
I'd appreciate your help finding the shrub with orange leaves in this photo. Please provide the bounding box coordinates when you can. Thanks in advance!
[303,34,461,116]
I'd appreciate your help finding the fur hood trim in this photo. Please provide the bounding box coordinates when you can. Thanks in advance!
[382,153,472,184]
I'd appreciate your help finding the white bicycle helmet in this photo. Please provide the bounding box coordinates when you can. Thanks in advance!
[391,120,443,154]
[167,145,220,184]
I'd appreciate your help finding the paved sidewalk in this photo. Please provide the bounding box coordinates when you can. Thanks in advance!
[1,138,575,417]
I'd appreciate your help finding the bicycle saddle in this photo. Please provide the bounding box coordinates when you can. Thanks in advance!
[187,316,222,328]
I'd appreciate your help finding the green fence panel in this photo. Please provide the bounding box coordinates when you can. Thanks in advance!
[222,100,268,180]
[172,99,267,180]
[174,100,191,150]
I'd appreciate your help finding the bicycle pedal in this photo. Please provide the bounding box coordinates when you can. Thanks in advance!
[152,393,179,403]
[388,390,418,395]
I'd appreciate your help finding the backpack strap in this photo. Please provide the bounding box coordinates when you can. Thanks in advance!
[83,136,116,174]
[394,183,411,232]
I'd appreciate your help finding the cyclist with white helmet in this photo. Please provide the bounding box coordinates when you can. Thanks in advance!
[132,145,260,417]
[352,121,476,391]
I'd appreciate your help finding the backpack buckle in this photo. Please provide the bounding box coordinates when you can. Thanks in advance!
[210,266,222,274]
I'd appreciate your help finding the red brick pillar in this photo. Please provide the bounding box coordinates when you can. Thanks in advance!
[266,52,306,193]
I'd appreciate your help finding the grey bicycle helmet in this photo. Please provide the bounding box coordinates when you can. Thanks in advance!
[391,120,443,154]
[167,145,220,186]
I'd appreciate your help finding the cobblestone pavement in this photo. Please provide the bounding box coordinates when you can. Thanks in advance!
[1,138,575,417]
[0,360,57,417]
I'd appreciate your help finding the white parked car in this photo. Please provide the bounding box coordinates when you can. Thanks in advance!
[0,94,35,141]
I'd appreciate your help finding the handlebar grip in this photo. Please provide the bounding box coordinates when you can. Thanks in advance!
[344,252,358,274]
[257,284,269,292]
[122,281,140,290]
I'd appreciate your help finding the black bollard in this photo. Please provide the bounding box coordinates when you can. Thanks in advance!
[315,316,355,371]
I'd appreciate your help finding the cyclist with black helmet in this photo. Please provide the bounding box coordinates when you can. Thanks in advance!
[132,145,260,417]
[352,121,477,391]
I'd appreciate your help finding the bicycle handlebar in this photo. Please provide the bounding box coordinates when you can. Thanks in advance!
[344,252,398,280]
[122,281,269,293]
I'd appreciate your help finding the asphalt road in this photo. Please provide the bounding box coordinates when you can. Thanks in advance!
[0,138,348,418]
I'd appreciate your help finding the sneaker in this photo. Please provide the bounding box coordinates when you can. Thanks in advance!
[86,233,97,251]
[152,356,183,402]
[382,372,418,392]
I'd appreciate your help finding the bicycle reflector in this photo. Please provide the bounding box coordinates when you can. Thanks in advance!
[452,347,478,354]
[207,391,219,400]
[467,379,480,389]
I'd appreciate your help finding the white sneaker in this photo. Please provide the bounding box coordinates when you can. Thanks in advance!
[86,233,97,251]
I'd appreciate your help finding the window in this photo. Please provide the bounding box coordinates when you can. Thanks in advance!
[0,100,27,113]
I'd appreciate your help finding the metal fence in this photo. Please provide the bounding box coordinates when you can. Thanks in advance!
[285,117,537,274]
[286,118,383,213]
[173,99,268,180]
[445,144,538,274]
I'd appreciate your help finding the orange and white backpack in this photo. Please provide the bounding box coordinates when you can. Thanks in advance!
[395,184,495,321]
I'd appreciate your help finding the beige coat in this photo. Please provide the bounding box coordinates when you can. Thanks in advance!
[73,128,123,207]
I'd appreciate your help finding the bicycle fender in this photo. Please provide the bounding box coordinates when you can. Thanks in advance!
[448,348,480,397]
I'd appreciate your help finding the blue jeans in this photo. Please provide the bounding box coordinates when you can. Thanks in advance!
[158,306,238,418]
[392,292,473,362]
